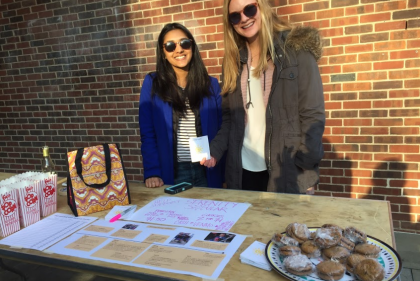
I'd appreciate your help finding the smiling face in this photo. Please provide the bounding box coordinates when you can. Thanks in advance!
[162,29,193,73]
[229,0,261,43]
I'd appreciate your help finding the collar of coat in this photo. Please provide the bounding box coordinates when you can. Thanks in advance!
[239,26,323,64]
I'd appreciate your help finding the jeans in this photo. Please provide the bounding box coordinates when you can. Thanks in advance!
[174,162,208,187]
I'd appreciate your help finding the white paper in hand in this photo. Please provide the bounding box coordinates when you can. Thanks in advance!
[240,241,272,271]
[189,135,211,162]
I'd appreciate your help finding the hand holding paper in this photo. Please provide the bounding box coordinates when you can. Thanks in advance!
[189,136,210,163]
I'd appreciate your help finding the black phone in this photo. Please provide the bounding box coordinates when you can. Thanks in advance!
[164,182,193,194]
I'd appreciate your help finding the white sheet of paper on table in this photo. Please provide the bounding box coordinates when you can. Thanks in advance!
[189,136,211,162]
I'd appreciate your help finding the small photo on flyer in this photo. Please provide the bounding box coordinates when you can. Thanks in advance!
[169,232,194,245]
[204,232,236,243]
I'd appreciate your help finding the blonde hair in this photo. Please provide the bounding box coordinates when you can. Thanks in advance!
[222,0,291,95]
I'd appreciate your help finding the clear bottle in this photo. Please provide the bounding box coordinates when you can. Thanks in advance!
[41,146,55,174]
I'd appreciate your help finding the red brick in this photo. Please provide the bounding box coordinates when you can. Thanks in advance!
[374,40,406,51]
[387,196,417,204]
[375,20,407,32]
[345,4,374,15]
[278,5,303,15]
[390,145,420,153]
[406,154,420,162]
[290,12,316,23]
[347,152,374,160]
[345,44,374,54]
[373,100,404,108]
[323,46,344,56]
[374,61,404,70]
[317,8,344,19]
[320,27,344,37]
[390,127,419,135]
[360,127,389,135]
[391,204,400,213]
[206,16,223,25]
[183,2,203,11]
[343,100,371,109]
[344,119,372,126]
[405,79,420,89]
[325,102,342,110]
[359,52,388,62]
[331,16,359,27]
[346,136,372,143]
[323,83,342,92]
[351,170,373,178]
[320,65,342,75]
[361,12,391,23]
[391,30,420,40]
[374,118,403,126]
[390,180,419,189]
[342,82,371,91]
[153,15,172,24]
[407,40,420,49]
[357,72,387,81]
[343,63,372,73]
[392,213,417,222]
[391,50,420,60]
[374,154,403,161]
[390,69,420,79]
[305,19,330,29]
[332,36,359,46]
[332,127,358,134]
[390,89,420,98]
[360,161,384,169]
[376,0,407,11]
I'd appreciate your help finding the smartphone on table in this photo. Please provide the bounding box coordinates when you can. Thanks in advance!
[164,182,193,194]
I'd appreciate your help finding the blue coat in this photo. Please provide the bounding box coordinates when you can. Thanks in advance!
[139,73,223,188]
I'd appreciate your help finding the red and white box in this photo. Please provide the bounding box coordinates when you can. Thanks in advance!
[0,188,20,237]
[16,181,41,227]
[40,174,57,217]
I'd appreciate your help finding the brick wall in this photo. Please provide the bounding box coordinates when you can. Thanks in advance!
[0,0,419,233]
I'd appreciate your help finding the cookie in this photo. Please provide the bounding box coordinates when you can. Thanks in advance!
[316,260,346,281]
[346,254,367,273]
[301,240,321,258]
[314,227,342,248]
[322,246,351,264]
[338,236,355,252]
[354,243,381,258]
[354,259,385,281]
[322,224,344,234]
[290,223,311,244]
[284,254,313,276]
[344,226,367,244]
[279,245,301,257]
[272,233,299,247]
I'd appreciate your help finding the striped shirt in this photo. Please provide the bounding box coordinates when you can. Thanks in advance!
[177,100,196,162]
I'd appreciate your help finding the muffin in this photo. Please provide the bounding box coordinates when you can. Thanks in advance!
[272,233,299,247]
[284,254,313,276]
[316,260,346,281]
[346,254,367,273]
[314,227,342,248]
[344,226,367,244]
[354,259,385,281]
[354,243,381,258]
[322,246,351,264]
[279,245,301,257]
[301,240,321,258]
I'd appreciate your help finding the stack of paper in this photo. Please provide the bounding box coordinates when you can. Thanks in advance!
[240,241,272,271]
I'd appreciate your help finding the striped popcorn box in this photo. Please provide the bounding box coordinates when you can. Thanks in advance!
[0,187,20,237]
[16,180,41,227]
[40,173,57,217]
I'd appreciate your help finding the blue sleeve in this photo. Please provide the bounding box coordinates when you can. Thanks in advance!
[139,74,161,180]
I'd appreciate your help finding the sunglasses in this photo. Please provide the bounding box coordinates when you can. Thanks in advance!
[162,38,193,52]
[228,3,258,25]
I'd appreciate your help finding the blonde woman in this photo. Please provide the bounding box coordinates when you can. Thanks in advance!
[201,0,325,194]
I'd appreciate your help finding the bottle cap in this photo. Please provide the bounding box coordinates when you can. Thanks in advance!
[43,146,50,157]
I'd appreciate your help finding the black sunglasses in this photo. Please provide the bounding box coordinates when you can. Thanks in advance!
[228,3,258,25]
[163,38,193,52]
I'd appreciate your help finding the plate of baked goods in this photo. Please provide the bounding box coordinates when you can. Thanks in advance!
[265,223,401,281]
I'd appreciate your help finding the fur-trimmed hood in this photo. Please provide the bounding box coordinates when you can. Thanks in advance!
[284,26,323,61]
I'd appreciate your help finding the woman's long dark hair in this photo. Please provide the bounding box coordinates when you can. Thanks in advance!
[153,23,211,116]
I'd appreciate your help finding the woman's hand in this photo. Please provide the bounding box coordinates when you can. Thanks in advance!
[200,156,217,168]
[145,177,164,188]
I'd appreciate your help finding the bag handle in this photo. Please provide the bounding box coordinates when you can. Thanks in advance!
[75,144,112,188]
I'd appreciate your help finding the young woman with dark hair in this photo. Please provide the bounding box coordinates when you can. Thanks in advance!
[139,23,223,188]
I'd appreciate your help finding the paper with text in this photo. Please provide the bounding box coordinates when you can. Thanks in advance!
[0,213,97,251]
[129,197,250,232]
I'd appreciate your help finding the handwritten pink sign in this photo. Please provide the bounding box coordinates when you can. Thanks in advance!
[130,197,250,232]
